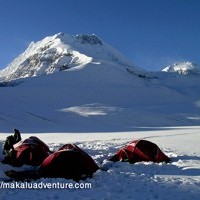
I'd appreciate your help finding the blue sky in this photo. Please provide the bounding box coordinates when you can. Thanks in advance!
[0,0,200,71]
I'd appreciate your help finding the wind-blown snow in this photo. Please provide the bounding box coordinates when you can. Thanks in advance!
[58,103,122,117]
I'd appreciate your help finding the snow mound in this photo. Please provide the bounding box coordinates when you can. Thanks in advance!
[0,32,140,82]
[162,62,200,75]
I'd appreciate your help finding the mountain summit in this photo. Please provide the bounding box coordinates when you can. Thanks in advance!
[162,62,200,75]
[0,33,140,82]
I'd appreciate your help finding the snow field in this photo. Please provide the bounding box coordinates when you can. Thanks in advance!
[0,127,200,200]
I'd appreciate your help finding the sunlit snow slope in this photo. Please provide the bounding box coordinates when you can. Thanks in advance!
[0,33,140,82]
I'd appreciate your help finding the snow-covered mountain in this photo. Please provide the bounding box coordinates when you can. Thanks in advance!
[0,33,141,82]
[162,62,200,75]
[0,33,200,200]
[0,32,200,132]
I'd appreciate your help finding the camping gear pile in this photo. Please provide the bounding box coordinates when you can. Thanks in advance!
[0,129,170,181]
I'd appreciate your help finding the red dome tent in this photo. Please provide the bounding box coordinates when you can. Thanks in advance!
[1,136,51,167]
[110,140,170,163]
[39,144,99,180]
[4,143,99,181]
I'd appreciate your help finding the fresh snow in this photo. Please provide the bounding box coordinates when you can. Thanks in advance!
[0,127,200,199]
[0,64,200,132]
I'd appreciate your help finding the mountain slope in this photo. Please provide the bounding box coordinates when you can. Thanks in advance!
[0,60,199,132]
[0,33,200,132]
[0,33,141,82]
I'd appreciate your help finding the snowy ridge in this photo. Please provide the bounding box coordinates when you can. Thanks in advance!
[0,32,140,81]
[162,61,200,75]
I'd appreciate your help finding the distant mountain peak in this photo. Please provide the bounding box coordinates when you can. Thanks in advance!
[0,32,139,82]
[162,61,200,75]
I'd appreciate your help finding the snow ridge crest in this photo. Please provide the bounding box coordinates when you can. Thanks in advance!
[0,32,137,82]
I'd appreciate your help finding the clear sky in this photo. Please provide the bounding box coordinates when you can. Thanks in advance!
[0,0,200,71]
